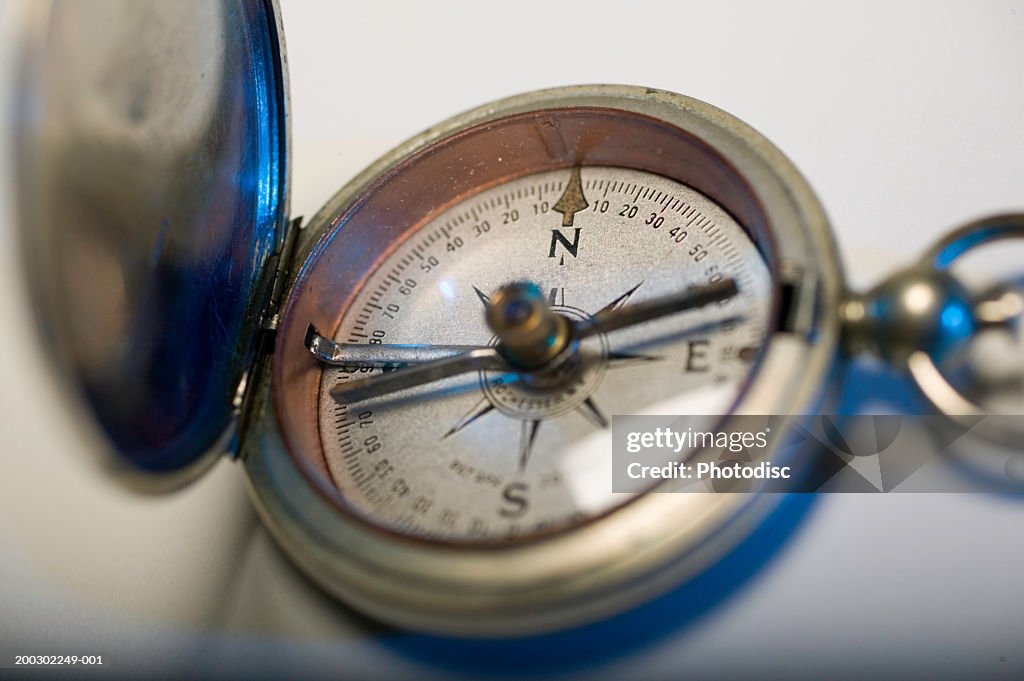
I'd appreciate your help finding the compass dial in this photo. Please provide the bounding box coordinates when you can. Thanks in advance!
[317,166,771,541]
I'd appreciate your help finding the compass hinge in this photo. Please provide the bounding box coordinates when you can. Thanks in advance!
[226,214,305,460]
[261,214,305,334]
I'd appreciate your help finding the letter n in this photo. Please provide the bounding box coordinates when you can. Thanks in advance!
[549,228,582,259]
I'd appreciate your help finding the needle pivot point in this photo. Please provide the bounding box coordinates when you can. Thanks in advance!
[486,282,572,369]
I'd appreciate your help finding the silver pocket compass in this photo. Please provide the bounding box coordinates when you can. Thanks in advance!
[13,0,1023,636]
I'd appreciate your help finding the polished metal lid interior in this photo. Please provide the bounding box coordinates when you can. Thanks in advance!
[13,0,288,482]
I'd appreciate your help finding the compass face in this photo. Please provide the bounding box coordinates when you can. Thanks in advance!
[316,166,771,542]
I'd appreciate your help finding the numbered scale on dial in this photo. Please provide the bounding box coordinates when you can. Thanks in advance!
[314,167,770,541]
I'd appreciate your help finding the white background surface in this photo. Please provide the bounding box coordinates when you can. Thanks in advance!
[1,1,1023,679]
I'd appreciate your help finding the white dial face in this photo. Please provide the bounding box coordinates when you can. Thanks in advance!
[317,167,771,542]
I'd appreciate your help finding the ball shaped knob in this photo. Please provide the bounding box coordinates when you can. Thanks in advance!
[844,267,976,366]
[485,282,570,369]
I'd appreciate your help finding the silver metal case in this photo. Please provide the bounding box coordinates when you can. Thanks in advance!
[243,86,844,635]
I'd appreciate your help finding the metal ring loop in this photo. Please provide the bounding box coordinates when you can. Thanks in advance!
[924,213,1024,270]
[910,214,1024,449]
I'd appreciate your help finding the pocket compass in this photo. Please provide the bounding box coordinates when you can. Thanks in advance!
[14,0,1023,635]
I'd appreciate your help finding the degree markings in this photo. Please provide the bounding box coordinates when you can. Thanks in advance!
[322,168,769,539]
[347,172,757,348]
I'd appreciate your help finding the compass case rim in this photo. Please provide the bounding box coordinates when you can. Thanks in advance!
[249,84,845,635]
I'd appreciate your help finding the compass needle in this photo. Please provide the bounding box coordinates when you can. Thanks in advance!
[606,351,662,368]
[330,347,507,402]
[574,278,739,339]
[306,325,487,368]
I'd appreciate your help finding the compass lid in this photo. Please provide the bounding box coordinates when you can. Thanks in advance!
[12,0,289,488]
